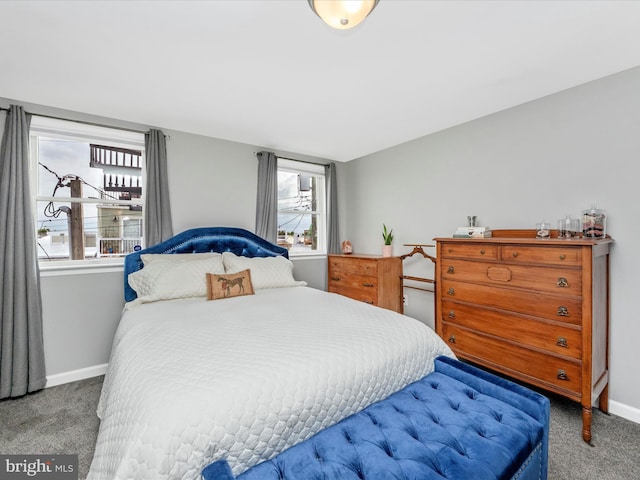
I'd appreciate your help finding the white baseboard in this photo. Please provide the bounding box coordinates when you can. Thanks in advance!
[609,400,640,425]
[46,363,108,388]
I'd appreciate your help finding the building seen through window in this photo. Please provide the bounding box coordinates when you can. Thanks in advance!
[31,117,145,262]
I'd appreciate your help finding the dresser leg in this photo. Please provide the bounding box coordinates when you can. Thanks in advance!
[598,383,610,414]
[582,406,593,445]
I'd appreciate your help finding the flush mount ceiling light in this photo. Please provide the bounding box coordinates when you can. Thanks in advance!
[308,0,380,30]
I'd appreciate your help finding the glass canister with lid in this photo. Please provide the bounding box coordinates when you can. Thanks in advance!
[558,214,581,238]
[582,204,606,238]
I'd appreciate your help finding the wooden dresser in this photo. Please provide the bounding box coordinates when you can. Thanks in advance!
[328,254,402,313]
[434,229,612,443]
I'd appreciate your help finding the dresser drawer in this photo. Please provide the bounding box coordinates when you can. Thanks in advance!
[500,245,581,266]
[441,259,582,295]
[441,279,582,325]
[328,274,378,291]
[440,243,499,260]
[328,257,378,276]
[441,300,582,359]
[329,284,377,306]
[442,323,582,394]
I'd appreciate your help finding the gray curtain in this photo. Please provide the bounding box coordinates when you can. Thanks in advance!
[144,129,173,247]
[0,105,47,399]
[325,162,340,254]
[255,151,278,244]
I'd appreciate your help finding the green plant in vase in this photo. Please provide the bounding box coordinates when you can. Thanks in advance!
[382,224,393,245]
[382,224,394,257]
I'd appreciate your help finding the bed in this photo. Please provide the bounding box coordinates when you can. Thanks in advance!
[87,227,454,480]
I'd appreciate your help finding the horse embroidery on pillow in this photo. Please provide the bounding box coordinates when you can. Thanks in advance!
[217,275,245,297]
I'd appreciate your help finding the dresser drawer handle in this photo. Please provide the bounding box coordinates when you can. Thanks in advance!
[480,249,485,255]
[557,306,569,317]
[362,283,374,287]
[448,311,455,319]
[447,266,455,274]
[448,248,453,253]
[363,300,374,304]
[512,251,519,258]
[330,277,340,281]
[447,288,455,296]
[557,277,569,287]
[559,254,566,260]
[448,335,456,344]
[557,369,569,381]
[556,337,568,348]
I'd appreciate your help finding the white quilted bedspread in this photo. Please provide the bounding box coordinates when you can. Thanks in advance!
[88,286,453,480]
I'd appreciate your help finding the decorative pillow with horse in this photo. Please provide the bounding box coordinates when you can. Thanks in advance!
[207,270,255,300]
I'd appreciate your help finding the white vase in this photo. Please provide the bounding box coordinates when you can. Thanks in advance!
[382,245,393,257]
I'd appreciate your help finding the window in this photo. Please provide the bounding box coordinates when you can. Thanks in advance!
[277,159,326,255]
[30,116,145,263]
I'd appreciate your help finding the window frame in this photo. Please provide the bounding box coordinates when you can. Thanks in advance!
[29,116,146,270]
[277,158,327,257]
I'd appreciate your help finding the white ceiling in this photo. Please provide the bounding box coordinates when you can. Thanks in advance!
[2,1,640,162]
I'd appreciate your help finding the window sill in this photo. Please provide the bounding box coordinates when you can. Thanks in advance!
[39,259,124,277]
[288,253,327,261]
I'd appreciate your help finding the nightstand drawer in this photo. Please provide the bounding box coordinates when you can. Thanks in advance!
[328,257,378,276]
[441,279,582,325]
[442,323,582,394]
[328,274,378,291]
[441,259,582,295]
[329,284,377,306]
[441,300,582,359]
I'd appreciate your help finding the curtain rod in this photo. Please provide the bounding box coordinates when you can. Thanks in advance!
[255,151,329,167]
[0,106,148,135]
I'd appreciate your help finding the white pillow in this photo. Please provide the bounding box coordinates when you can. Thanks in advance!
[128,255,225,303]
[141,252,221,264]
[222,252,306,289]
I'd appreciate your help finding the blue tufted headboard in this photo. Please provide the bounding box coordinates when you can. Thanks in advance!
[123,227,289,302]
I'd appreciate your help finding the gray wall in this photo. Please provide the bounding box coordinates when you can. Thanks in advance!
[40,270,123,375]
[343,66,640,417]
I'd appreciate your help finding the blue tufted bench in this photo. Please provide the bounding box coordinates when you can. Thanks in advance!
[203,356,549,480]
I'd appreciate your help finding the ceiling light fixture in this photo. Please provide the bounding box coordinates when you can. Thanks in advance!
[308,0,380,30]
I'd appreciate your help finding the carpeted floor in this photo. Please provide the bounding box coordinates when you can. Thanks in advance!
[1,376,639,479]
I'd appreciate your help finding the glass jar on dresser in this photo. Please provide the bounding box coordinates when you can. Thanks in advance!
[434,229,613,443]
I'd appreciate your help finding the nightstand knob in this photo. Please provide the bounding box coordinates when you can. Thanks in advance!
[512,251,519,257]
[448,311,455,319]
[447,266,455,274]
[362,283,374,288]
[557,306,569,317]
[330,276,340,281]
[559,254,566,260]
[448,335,456,344]
[480,249,485,255]
[557,277,569,287]
[447,288,455,296]
[557,369,569,381]
[556,337,568,348]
